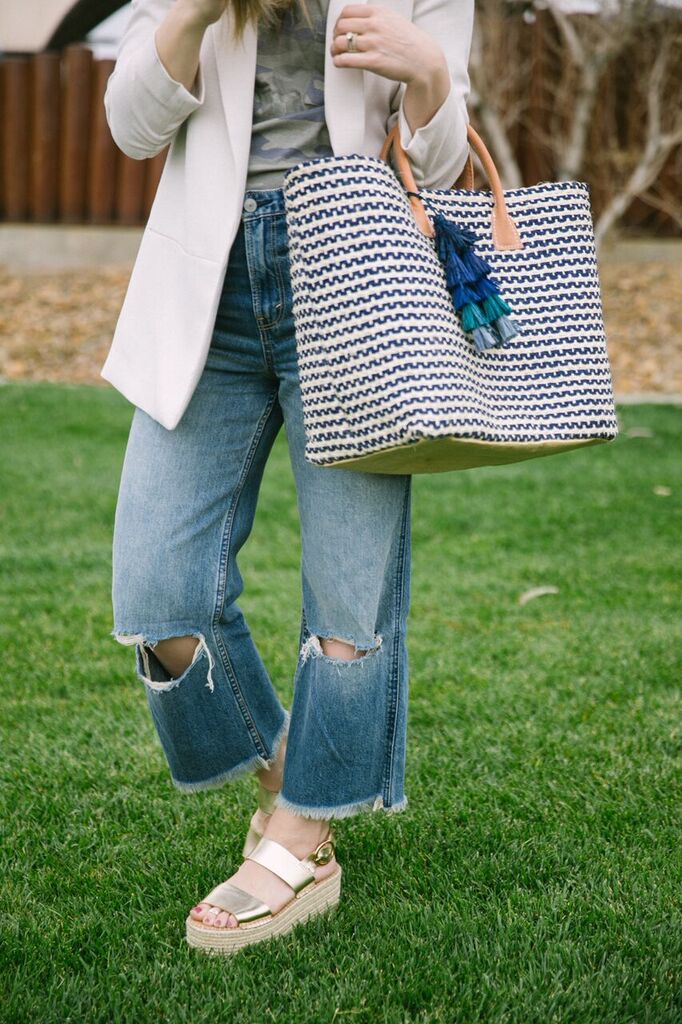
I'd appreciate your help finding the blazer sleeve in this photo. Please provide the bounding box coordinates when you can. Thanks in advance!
[104,0,206,161]
[385,0,474,190]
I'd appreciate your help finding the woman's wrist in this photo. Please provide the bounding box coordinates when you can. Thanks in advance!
[401,58,451,137]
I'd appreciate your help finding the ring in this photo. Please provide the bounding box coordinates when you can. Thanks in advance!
[346,31,357,53]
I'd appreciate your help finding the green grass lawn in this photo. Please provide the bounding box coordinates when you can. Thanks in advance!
[1,381,680,1024]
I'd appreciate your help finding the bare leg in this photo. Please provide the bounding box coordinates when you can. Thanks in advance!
[152,635,200,678]
[189,636,362,928]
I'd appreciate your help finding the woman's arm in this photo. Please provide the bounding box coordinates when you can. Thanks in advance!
[104,0,215,160]
[386,0,475,190]
[330,0,474,189]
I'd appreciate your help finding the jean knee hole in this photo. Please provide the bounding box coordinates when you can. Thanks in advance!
[299,632,383,666]
[134,639,213,694]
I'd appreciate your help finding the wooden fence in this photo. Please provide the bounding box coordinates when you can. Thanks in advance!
[0,44,165,225]
[0,31,680,232]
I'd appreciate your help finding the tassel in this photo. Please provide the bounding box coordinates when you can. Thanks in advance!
[460,301,487,332]
[473,276,500,300]
[460,248,493,279]
[432,213,479,259]
[430,208,521,352]
[491,315,521,345]
[453,283,480,308]
[482,294,512,321]
[442,251,468,288]
[471,325,499,352]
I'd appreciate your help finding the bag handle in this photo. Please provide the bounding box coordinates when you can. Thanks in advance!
[379,121,523,251]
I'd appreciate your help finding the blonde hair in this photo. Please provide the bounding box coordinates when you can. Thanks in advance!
[231,0,315,43]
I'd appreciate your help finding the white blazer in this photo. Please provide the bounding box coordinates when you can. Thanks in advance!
[100,0,474,430]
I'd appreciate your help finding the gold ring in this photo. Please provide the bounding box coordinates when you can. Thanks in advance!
[346,31,357,53]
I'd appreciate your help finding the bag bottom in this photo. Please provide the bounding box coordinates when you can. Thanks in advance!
[311,434,614,475]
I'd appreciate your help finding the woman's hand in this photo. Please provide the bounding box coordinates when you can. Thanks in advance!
[176,0,230,28]
[330,3,448,88]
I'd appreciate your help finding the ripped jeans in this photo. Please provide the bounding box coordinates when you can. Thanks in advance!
[110,186,413,819]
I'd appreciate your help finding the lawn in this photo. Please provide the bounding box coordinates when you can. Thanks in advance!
[1,381,680,1024]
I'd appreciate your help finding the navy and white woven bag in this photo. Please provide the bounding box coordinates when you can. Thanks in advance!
[281,123,619,474]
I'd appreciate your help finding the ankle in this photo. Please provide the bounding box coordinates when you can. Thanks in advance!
[265,808,331,858]
[256,737,287,792]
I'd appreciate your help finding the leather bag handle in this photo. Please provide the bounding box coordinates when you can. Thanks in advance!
[379,122,523,251]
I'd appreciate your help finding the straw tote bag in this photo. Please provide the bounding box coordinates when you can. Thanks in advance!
[281,120,619,474]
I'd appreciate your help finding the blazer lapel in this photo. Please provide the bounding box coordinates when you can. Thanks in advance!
[210,0,368,174]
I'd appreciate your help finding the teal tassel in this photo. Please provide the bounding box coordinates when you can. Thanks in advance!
[482,294,512,321]
[430,208,521,352]
[460,301,487,332]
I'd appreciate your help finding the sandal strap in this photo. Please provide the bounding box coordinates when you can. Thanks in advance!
[200,881,272,924]
[245,836,319,894]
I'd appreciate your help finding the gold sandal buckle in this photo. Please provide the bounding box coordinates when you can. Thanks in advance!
[310,837,335,865]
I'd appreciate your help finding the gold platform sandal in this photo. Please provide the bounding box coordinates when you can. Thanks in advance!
[186,831,341,955]
[242,781,278,858]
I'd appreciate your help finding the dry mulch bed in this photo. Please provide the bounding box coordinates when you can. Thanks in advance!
[0,260,679,394]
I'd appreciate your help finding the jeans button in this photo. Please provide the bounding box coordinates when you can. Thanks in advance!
[243,197,257,212]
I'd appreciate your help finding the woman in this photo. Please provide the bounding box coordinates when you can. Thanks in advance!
[104,0,473,954]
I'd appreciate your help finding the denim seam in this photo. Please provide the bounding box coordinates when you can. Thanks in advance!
[266,214,288,329]
[210,390,282,760]
[382,479,411,807]
[244,212,288,335]
[243,218,265,355]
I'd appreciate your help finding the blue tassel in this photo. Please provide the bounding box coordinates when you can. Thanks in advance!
[432,213,479,257]
[430,208,521,352]
[461,276,491,306]
[474,276,500,299]
[471,325,499,352]
[491,316,521,346]
[453,282,480,308]
[442,250,468,289]
[461,248,492,280]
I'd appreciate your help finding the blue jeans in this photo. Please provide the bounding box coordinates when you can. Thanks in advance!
[110,186,413,819]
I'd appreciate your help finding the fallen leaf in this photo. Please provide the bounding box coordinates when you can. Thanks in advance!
[626,426,654,438]
[1,255,681,392]
[518,585,560,606]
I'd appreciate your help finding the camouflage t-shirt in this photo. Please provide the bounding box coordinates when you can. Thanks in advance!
[245,0,334,189]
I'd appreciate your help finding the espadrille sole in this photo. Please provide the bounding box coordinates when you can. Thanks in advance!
[185,865,342,955]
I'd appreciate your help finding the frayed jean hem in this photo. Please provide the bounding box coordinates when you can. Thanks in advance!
[169,710,290,794]
[273,791,408,820]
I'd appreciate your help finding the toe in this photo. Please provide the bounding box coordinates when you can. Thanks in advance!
[202,906,221,927]
[190,902,208,919]
[213,911,230,928]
